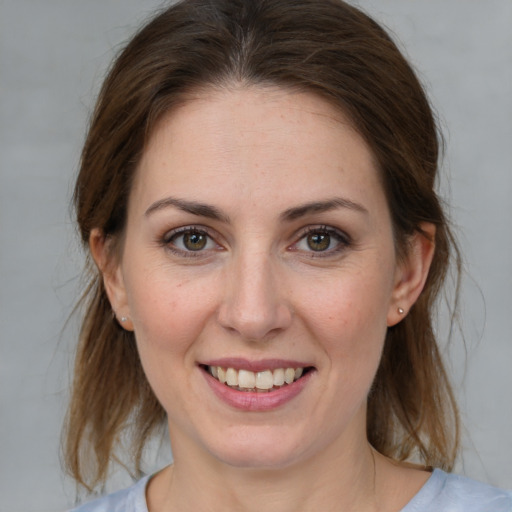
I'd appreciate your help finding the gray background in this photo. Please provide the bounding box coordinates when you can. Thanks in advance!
[1,1,511,510]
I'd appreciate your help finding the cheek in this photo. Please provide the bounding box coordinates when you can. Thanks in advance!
[124,269,219,409]
[124,263,218,356]
[298,267,392,365]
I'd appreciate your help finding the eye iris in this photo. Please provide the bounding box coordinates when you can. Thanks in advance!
[183,232,207,251]
[307,232,330,251]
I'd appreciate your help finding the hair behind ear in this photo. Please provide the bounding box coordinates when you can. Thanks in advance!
[368,222,460,470]
[63,262,165,490]
[368,303,459,469]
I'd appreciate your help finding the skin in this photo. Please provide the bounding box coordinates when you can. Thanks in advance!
[92,86,435,511]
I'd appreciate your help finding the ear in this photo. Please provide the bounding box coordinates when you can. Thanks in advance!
[89,228,134,331]
[387,223,435,327]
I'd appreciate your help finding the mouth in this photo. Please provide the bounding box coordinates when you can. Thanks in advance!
[201,365,313,393]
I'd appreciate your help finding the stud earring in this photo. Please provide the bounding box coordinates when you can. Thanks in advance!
[397,307,405,315]
[121,316,128,323]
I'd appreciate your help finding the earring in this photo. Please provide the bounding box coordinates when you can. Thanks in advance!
[397,307,405,315]
[121,316,128,323]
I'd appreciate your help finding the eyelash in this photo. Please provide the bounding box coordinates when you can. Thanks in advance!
[161,225,351,258]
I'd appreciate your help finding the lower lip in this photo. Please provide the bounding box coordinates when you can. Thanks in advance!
[201,368,314,412]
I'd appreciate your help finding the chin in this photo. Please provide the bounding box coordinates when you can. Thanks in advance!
[203,426,309,470]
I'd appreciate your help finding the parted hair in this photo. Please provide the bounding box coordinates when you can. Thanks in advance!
[65,0,460,490]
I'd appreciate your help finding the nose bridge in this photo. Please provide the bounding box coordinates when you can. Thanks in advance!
[218,244,292,340]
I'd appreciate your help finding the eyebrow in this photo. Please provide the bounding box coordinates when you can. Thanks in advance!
[144,195,367,223]
[280,197,368,221]
[145,197,231,223]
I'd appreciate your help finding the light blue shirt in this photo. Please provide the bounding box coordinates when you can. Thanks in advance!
[71,468,512,511]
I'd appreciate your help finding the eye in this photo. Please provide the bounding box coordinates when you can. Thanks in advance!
[292,226,350,256]
[181,231,209,251]
[164,227,218,255]
[305,232,331,251]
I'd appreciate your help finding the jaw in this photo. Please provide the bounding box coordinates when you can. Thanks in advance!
[163,403,375,512]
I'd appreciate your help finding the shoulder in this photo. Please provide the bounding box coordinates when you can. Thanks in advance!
[403,469,512,512]
[69,475,150,512]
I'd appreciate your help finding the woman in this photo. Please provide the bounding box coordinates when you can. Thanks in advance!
[65,0,511,510]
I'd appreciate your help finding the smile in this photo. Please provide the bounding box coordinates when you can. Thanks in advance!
[206,365,308,392]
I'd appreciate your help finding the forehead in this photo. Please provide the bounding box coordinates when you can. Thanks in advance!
[132,86,384,214]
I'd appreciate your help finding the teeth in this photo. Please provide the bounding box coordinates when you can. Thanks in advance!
[256,370,273,390]
[226,368,238,386]
[208,365,307,391]
[238,369,256,389]
[284,368,295,384]
[217,367,227,384]
[273,368,285,386]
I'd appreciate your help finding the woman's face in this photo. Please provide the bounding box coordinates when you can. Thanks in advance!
[103,87,421,469]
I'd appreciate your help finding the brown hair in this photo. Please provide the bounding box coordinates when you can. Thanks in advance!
[65,0,460,490]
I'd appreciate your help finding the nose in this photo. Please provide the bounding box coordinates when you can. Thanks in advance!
[217,250,293,341]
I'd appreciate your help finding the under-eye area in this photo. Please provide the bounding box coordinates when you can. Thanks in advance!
[200,365,315,392]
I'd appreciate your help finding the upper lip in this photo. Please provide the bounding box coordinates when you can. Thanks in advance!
[200,358,312,372]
